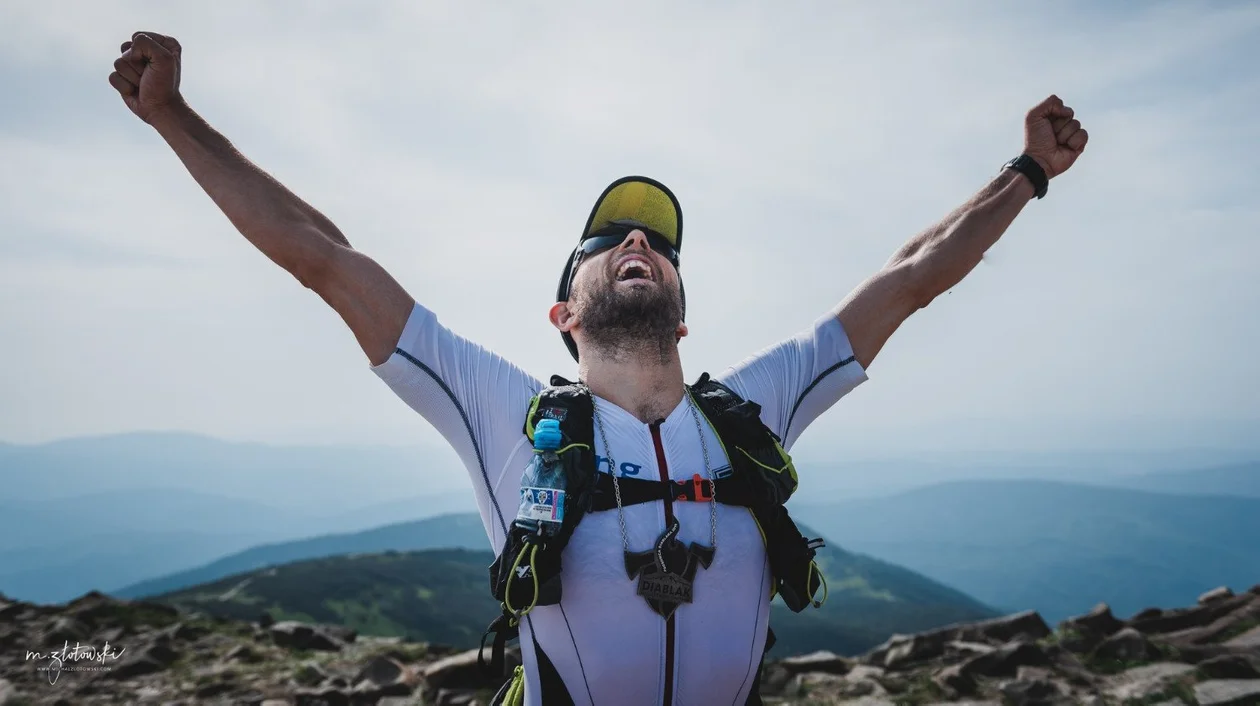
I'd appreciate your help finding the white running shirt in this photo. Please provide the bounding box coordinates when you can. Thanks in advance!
[372,301,867,706]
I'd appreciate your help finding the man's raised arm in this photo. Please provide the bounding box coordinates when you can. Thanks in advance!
[109,31,412,365]
[834,95,1089,370]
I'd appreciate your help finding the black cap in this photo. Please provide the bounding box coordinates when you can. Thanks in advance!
[557,176,685,361]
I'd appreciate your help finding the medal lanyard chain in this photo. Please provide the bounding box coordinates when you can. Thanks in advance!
[589,386,719,561]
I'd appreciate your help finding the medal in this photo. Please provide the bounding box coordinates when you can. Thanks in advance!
[624,518,715,618]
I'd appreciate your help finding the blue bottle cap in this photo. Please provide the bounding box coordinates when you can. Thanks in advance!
[533,418,563,450]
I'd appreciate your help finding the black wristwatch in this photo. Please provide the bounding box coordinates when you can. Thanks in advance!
[1003,154,1048,199]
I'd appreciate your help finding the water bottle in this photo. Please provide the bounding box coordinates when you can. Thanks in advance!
[515,418,566,536]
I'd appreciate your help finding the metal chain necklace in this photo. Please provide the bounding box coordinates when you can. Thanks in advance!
[587,384,719,618]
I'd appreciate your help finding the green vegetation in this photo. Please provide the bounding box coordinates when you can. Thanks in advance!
[148,535,996,657]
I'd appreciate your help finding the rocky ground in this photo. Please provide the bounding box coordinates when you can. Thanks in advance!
[1,584,1258,705]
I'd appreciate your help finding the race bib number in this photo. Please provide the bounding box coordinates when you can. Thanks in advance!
[519,487,566,524]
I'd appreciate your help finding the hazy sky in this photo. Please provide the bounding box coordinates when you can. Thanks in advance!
[2,1,1257,459]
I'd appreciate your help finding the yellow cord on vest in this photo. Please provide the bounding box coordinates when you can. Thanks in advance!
[809,561,829,608]
[503,543,540,618]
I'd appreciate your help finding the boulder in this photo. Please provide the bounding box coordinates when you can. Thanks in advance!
[863,610,1050,670]
[257,612,275,629]
[1196,654,1260,680]
[1104,662,1195,703]
[424,647,518,692]
[1091,627,1158,665]
[269,621,344,652]
[778,650,850,675]
[293,661,327,687]
[933,664,976,697]
[998,677,1068,706]
[1130,593,1254,636]
[1194,679,1260,706]
[295,687,349,706]
[1225,625,1260,647]
[1200,586,1235,605]
[961,639,1050,678]
[108,641,180,680]
[0,679,19,706]
[1060,602,1125,639]
[355,655,407,687]
[221,644,264,664]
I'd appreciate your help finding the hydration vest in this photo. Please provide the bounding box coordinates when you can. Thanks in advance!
[481,372,828,705]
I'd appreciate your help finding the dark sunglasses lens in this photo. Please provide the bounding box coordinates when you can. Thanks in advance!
[580,228,678,265]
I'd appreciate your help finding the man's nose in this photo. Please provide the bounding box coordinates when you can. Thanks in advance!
[619,230,650,252]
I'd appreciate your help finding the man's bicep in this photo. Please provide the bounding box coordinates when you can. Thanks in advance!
[834,259,924,371]
[306,242,416,367]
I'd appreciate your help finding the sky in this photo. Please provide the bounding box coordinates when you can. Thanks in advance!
[1,1,1257,461]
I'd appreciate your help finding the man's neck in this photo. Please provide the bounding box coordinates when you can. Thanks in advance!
[578,344,686,424]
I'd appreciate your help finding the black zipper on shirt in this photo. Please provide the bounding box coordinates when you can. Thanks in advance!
[649,420,676,706]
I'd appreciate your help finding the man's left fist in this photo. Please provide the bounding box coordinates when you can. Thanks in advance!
[1024,95,1088,178]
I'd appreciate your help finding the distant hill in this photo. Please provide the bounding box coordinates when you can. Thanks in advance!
[0,431,469,511]
[793,479,1260,623]
[131,514,995,656]
[115,513,490,599]
[1103,462,1260,498]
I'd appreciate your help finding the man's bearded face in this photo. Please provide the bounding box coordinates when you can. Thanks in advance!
[567,232,683,356]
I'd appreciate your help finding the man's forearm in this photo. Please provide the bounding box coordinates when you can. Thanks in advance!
[895,168,1036,306]
[149,100,350,280]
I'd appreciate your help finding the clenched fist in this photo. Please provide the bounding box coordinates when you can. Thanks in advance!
[1024,95,1089,179]
[108,31,183,124]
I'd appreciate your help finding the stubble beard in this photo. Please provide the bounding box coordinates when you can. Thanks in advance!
[573,276,683,364]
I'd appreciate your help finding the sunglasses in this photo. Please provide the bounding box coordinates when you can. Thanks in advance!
[578,223,680,270]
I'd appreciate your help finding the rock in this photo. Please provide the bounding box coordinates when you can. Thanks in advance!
[1225,625,1260,647]
[424,647,518,692]
[258,612,275,629]
[1194,679,1260,706]
[295,687,350,706]
[269,621,344,652]
[961,639,1050,678]
[164,621,210,642]
[759,663,792,694]
[434,690,478,706]
[1104,662,1195,703]
[933,664,976,697]
[323,624,358,644]
[261,701,291,706]
[881,632,946,670]
[355,655,406,686]
[1197,654,1260,679]
[863,611,1050,670]
[195,681,235,698]
[329,676,348,688]
[293,661,328,687]
[1091,627,1158,665]
[1133,607,1164,621]
[1057,603,1125,652]
[109,641,180,680]
[778,649,850,675]
[999,677,1068,705]
[1131,593,1255,636]
[790,672,883,700]
[41,616,90,644]
[1200,586,1235,605]
[222,644,264,664]
[0,679,19,706]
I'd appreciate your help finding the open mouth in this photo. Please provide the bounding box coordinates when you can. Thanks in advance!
[615,258,653,282]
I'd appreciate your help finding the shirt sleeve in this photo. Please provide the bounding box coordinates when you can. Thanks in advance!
[713,313,868,450]
[370,301,543,538]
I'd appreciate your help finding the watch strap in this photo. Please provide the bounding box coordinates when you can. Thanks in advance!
[1004,154,1048,199]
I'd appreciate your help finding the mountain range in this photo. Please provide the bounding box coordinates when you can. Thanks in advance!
[793,476,1260,624]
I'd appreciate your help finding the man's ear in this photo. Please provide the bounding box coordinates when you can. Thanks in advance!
[675,321,689,342]
[550,301,576,332]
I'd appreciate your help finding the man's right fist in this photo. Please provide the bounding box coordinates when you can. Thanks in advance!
[109,32,183,124]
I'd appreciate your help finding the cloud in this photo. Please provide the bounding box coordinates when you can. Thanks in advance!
[0,1,1256,456]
